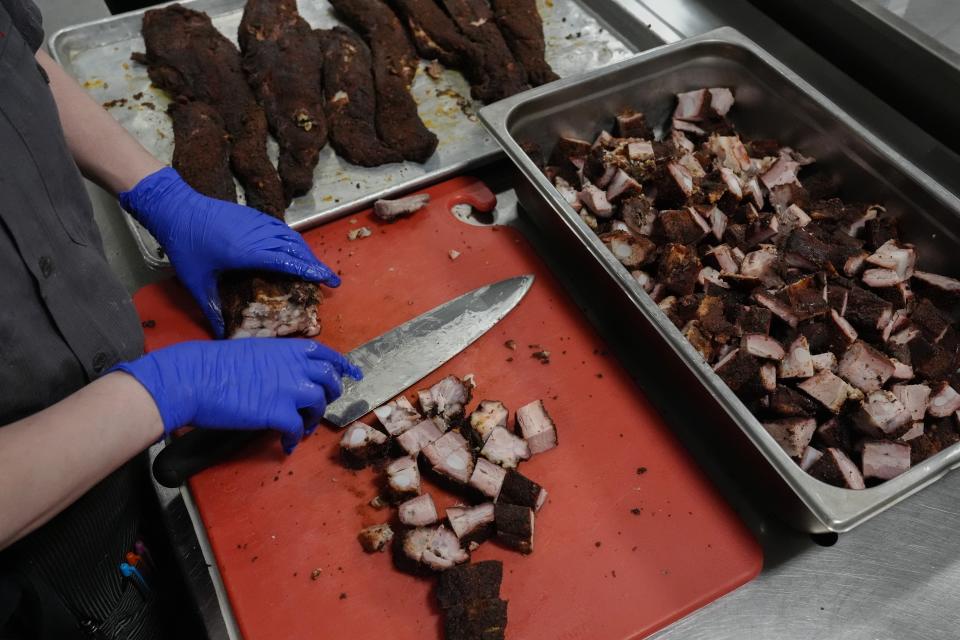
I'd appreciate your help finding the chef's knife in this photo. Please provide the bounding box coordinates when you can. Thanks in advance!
[152,275,534,487]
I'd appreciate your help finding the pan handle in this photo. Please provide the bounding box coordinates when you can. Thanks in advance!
[152,429,261,488]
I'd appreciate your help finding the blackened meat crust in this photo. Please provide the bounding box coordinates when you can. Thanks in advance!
[390,0,476,68]
[319,27,403,167]
[239,0,327,201]
[168,100,236,203]
[136,4,285,217]
[329,0,438,163]
[441,0,529,103]
[490,0,558,87]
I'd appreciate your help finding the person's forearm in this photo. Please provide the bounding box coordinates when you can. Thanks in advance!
[0,373,163,549]
[36,50,163,195]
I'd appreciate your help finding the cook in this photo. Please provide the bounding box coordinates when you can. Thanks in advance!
[0,1,358,637]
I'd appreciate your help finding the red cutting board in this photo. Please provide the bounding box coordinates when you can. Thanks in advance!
[134,176,761,640]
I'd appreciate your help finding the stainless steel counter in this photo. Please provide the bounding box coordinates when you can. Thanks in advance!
[35,0,960,638]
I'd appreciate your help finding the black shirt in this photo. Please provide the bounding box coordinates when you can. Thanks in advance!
[0,2,159,637]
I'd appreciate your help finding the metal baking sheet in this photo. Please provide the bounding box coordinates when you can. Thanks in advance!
[480,27,960,533]
[49,0,646,267]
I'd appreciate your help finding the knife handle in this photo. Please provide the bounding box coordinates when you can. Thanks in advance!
[152,429,261,488]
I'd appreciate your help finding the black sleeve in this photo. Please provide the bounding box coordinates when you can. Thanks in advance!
[0,0,44,52]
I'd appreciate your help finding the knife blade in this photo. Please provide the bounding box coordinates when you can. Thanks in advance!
[152,275,534,487]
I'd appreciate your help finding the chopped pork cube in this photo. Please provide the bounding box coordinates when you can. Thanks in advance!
[578,184,614,218]
[830,309,859,345]
[339,422,389,469]
[436,560,503,609]
[798,370,859,413]
[862,268,903,288]
[446,503,495,542]
[373,397,421,436]
[386,456,421,502]
[762,417,817,457]
[600,231,656,268]
[865,240,915,281]
[515,400,559,455]
[709,207,729,242]
[928,383,960,418]
[399,494,439,527]
[890,359,914,380]
[811,352,838,373]
[743,334,785,360]
[760,154,802,190]
[799,446,823,471]
[779,336,814,378]
[673,88,710,121]
[890,384,930,421]
[708,87,735,115]
[852,390,913,438]
[417,389,436,415]
[402,526,469,571]
[357,523,394,553]
[760,362,778,392]
[606,169,642,201]
[468,400,508,444]
[423,431,475,484]
[756,293,800,329]
[837,341,895,392]
[898,422,925,442]
[498,469,548,511]
[469,457,507,500]
[808,447,866,490]
[425,375,473,423]
[397,419,444,457]
[494,503,535,554]
[861,441,911,481]
[708,135,752,172]
[480,427,531,469]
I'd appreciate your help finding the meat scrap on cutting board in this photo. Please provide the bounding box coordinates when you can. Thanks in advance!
[340,375,559,639]
[530,86,960,489]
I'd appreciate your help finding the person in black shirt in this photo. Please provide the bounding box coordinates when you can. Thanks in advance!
[0,1,356,637]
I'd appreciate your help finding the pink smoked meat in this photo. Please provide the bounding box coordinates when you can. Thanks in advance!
[423,431,475,484]
[468,457,507,499]
[397,418,444,457]
[398,493,439,527]
[861,440,911,481]
[808,447,866,490]
[852,390,913,438]
[515,400,558,455]
[762,417,816,457]
[480,427,531,469]
[837,341,895,393]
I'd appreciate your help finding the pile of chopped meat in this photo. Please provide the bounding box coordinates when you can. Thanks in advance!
[528,87,960,489]
[343,375,559,639]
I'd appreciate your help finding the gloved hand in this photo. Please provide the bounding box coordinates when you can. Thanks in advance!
[119,167,339,338]
[112,338,362,454]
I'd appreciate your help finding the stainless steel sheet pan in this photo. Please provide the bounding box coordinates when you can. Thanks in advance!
[480,27,960,533]
[50,0,652,267]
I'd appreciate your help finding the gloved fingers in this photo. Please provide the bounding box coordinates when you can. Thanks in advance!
[300,403,327,437]
[237,249,340,287]
[182,273,225,339]
[302,342,363,380]
[270,405,306,455]
[280,426,305,456]
[304,360,344,401]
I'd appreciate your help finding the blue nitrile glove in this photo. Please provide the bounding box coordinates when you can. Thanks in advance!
[119,167,339,338]
[112,338,362,454]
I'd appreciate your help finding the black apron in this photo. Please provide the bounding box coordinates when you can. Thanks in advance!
[0,2,169,637]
